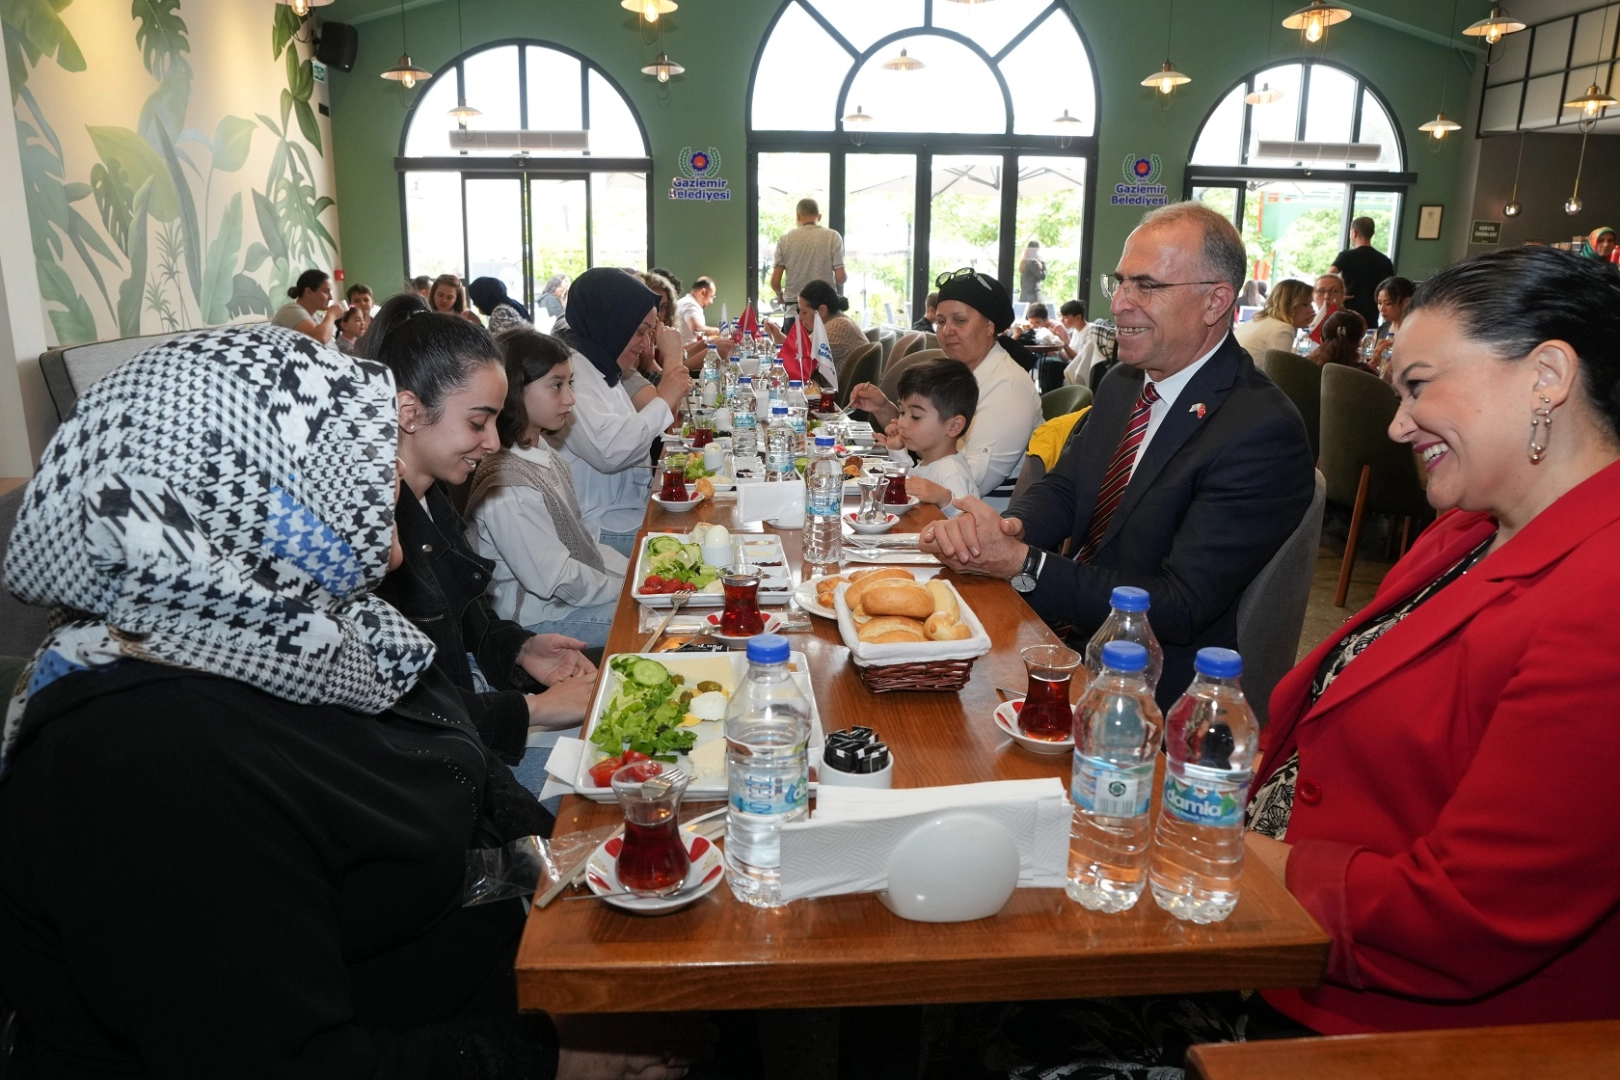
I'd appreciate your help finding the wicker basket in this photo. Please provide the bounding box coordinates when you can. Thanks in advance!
[855,656,977,693]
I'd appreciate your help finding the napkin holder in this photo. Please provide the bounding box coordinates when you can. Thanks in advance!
[735,479,805,530]
[879,813,1020,922]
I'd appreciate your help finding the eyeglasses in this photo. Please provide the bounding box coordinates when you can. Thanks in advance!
[935,267,1000,292]
[1100,273,1222,301]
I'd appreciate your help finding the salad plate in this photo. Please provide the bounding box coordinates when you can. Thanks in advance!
[632,532,793,607]
[585,831,725,914]
[574,651,825,802]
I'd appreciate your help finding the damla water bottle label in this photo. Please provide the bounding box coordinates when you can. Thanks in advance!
[729,765,809,818]
[807,488,841,514]
[1162,773,1252,827]
[1071,759,1153,816]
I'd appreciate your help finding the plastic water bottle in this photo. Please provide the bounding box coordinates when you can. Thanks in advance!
[765,406,795,481]
[767,355,789,401]
[723,356,741,406]
[1293,328,1314,356]
[786,381,810,456]
[732,377,759,458]
[802,434,843,568]
[1149,648,1260,924]
[725,633,812,908]
[700,345,722,406]
[1084,586,1164,694]
[1068,641,1163,913]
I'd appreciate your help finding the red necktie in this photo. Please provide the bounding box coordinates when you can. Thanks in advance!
[1076,382,1160,562]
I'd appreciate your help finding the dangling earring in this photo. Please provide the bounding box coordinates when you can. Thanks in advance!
[1528,394,1552,463]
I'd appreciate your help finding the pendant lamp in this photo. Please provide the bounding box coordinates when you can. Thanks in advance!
[447,0,480,127]
[623,0,678,24]
[881,48,925,72]
[1053,108,1082,148]
[1461,4,1525,45]
[1283,1,1351,44]
[1562,3,1616,130]
[1565,131,1589,215]
[272,0,334,19]
[379,0,431,89]
[1141,0,1190,101]
[641,51,685,83]
[843,105,873,146]
[1247,0,1286,105]
[1503,133,1525,217]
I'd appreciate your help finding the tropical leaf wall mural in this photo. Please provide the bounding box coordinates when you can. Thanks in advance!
[4,0,340,345]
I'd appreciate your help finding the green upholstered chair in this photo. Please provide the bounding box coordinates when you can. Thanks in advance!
[1262,349,1323,462]
[1040,384,1093,421]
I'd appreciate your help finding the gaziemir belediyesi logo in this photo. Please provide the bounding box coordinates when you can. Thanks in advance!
[1112,154,1169,207]
[670,147,731,202]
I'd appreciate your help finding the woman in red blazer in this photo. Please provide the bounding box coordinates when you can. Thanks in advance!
[1249,246,1620,1036]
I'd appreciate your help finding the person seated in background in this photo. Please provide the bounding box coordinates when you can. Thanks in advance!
[468,329,629,658]
[431,273,482,324]
[0,324,711,1077]
[675,276,719,345]
[912,290,940,332]
[881,358,980,517]
[537,273,570,319]
[345,281,374,317]
[848,268,1043,497]
[649,267,683,295]
[332,303,369,354]
[1308,272,1346,344]
[1307,309,1369,371]
[372,311,597,766]
[919,201,1314,710]
[272,269,343,345]
[1022,302,1075,361]
[350,290,426,360]
[1058,299,1088,352]
[468,276,535,335]
[410,274,432,299]
[1582,226,1616,264]
[1369,274,1416,374]
[556,267,692,555]
[636,268,701,376]
[765,277,865,388]
[1235,278,1314,365]
[1064,317,1117,389]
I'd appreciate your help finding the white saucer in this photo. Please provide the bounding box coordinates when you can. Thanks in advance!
[585,832,725,915]
[993,700,1074,756]
[845,511,900,535]
[703,611,784,646]
[651,488,707,512]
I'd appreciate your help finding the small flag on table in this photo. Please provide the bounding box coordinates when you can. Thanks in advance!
[779,318,813,384]
[810,312,835,386]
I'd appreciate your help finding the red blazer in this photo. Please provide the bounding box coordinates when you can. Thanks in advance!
[1258,459,1620,1036]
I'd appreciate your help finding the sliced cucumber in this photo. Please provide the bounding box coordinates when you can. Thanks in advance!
[647,536,683,556]
[629,658,670,687]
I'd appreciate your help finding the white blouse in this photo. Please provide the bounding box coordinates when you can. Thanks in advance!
[558,349,672,534]
[961,343,1043,496]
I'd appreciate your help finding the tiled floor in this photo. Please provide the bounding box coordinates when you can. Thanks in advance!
[1296,544,1393,660]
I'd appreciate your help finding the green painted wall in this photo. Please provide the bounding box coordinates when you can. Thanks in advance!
[324,0,1471,315]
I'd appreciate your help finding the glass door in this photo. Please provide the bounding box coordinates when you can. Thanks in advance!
[1017,156,1087,309]
[929,155,1003,303]
[465,176,528,306]
[843,153,916,328]
[528,177,588,302]
[758,153,830,318]
[1349,188,1401,266]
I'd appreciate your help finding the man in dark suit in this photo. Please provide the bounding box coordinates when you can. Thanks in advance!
[921,202,1315,708]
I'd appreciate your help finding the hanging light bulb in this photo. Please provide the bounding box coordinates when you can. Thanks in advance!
[1283,1,1352,45]
[1141,61,1191,96]
[381,54,432,89]
[1564,83,1618,130]
[1565,131,1589,216]
[842,104,873,146]
[1462,4,1525,45]
[271,0,334,19]
[881,48,925,72]
[449,99,482,126]
[1502,133,1525,217]
[1245,81,1284,105]
[622,0,678,23]
[1053,108,1082,148]
[1418,112,1462,139]
[640,51,685,83]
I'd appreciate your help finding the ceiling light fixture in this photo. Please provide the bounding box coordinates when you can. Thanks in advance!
[843,104,873,146]
[1563,3,1616,131]
[1283,0,1352,45]
[1462,4,1525,46]
[881,48,925,72]
[1566,130,1590,215]
[1420,0,1464,145]
[273,0,334,19]
[447,0,480,128]
[1053,108,1082,148]
[1418,112,1462,139]
[641,51,685,83]
[1247,0,1286,106]
[1141,0,1190,102]
[622,0,678,24]
[380,0,431,90]
[1503,132,1525,217]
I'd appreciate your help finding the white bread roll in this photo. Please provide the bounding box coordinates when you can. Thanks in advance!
[926,580,959,621]
[860,580,935,620]
[843,567,913,611]
[857,616,928,643]
[925,612,973,641]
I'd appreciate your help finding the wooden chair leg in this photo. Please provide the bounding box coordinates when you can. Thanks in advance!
[1335,465,1371,607]
[1399,516,1413,558]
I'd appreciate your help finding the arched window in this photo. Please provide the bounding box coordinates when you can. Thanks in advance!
[1186,61,1413,285]
[398,41,651,312]
[748,0,1098,326]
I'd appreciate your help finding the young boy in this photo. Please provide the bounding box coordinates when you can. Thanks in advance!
[883,359,979,518]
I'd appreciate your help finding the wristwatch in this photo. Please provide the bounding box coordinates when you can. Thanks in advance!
[1011,547,1046,594]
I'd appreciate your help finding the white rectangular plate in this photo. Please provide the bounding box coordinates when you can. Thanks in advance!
[631,531,794,607]
[573,651,824,803]
[844,548,942,565]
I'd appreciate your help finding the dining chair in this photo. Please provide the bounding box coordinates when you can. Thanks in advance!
[922,332,938,351]
[1319,364,1431,606]
[887,331,922,372]
[1008,455,1047,502]
[1262,349,1323,462]
[836,342,882,410]
[1040,384,1092,420]
[1235,469,1326,725]
[876,329,897,370]
[878,348,946,404]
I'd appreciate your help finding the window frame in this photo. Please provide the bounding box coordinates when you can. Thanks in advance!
[745,0,1101,323]
[394,38,654,306]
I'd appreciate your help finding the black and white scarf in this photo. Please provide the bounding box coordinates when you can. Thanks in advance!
[2,325,436,773]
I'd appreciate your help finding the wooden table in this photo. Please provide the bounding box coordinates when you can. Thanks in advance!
[0,477,30,497]
[1185,1019,1620,1080]
[516,494,1327,1014]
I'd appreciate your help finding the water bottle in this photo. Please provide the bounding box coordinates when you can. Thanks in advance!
[802,434,843,567]
[1068,641,1163,913]
[767,355,789,402]
[1149,648,1260,924]
[786,381,809,456]
[765,405,795,481]
[700,345,722,406]
[723,356,741,406]
[1293,328,1314,356]
[725,633,812,908]
[1084,586,1164,694]
[732,377,759,458]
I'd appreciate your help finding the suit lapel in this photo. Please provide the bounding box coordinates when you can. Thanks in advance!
[1096,338,1241,553]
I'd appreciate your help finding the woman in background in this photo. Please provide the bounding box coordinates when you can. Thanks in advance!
[1235,278,1314,365]
[430,274,482,324]
[272,269,344,346]
[468,276,535,336]
[1307,309,1369,371]
[538,273,571,318]
[1370,275,1416,375]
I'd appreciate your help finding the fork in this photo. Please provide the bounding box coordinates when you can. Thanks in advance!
[641,590,694,651]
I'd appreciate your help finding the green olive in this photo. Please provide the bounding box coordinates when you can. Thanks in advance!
[696,680,723,694]
[669,674,686,686]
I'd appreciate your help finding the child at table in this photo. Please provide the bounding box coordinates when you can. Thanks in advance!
[882,358,979,518]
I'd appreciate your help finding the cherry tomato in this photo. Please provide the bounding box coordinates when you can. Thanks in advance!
[587,756,621,787]
[621,749,650,764]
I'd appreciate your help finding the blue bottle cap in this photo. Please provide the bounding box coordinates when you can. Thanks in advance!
[1194,647,1243,679]
[789,380,803,387]
[740,376,753,384]
[1101,640,1149,673]
[746,633,791,664]
[1110,586,1150,612]
[773,405,788,414]
[815,434,835,447]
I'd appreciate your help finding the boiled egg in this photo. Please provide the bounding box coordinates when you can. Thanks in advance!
[681,690,728,727]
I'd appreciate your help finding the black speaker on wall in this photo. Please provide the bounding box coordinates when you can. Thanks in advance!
[315,22,358,73]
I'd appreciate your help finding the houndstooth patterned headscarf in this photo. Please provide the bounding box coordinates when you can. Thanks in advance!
[2,325,436,774]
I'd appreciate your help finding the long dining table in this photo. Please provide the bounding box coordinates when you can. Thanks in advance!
[515,486,1328,1016]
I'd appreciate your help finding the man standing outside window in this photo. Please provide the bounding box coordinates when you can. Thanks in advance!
[770,198,846,329]
[1330,216,1394,329]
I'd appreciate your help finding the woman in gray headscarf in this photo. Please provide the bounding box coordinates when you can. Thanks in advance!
[0,324,702,1078]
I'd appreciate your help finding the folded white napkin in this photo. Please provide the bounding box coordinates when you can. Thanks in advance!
[537,735,587,802]
[776,778,1070,902]
[736,479,806,528]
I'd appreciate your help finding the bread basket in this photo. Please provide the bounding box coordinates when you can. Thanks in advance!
[833,578,992,693]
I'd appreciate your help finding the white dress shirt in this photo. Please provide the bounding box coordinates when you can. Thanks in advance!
[467,444,630,627]
[559,349,671,534]
[1129,335,1226,481]
[961,342,1044,496]
[674,295,705,344]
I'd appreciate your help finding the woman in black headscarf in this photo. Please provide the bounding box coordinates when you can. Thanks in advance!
[848,269,1043,496]
[467,276,534,336]
[553,267,693,555]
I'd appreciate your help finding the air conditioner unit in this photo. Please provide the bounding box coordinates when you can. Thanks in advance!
[445,130,590,152]
[1255,140,1382,164]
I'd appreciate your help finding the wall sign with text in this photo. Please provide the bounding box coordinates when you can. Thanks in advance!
[669,147,731,202]
[1112,155,1169,207]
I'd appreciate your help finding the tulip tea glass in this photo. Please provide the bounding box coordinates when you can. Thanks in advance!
[882,465,911,505]
[856,474,886,522]
[660,453,691,502]
[819,388,838,414]
[1019,644,1083,741]
[610,762,691,896]
[720,565,766,637]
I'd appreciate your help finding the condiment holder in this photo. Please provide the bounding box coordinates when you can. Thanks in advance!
[819,726,894,788]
